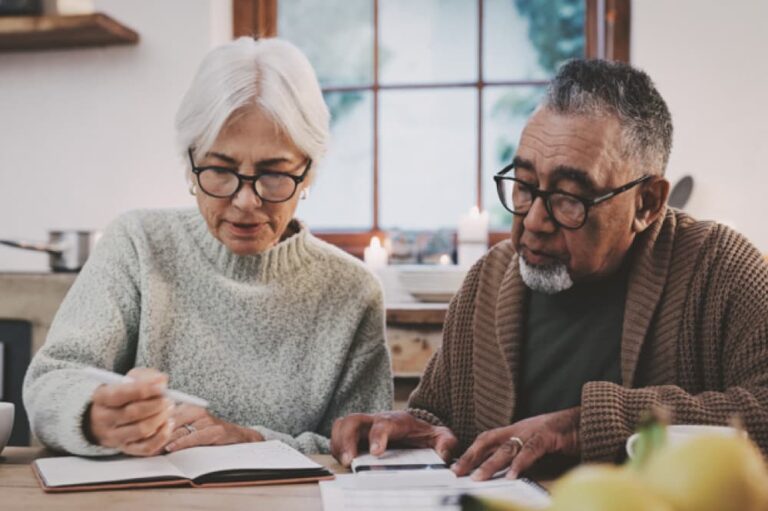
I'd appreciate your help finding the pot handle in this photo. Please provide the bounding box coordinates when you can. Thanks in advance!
[0,239,64,255]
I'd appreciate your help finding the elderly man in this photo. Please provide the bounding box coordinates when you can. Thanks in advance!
[331,59,768,479]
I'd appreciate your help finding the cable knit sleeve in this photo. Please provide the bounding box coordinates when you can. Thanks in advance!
[22,214,142,456]
[581,226,768,461]
[249,280,393,454]
[407,259,484,445]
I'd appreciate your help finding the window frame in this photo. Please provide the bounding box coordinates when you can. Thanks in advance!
[232,0,630,257]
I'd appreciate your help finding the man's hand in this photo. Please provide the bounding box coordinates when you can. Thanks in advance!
[452,406,581,480]
[164,404,264,453]
[330,411,459,467]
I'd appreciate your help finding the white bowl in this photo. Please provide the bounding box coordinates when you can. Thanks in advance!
[397,265,467,302]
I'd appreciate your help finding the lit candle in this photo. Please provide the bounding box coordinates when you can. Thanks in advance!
[457,206,489,267]
[364,236,388,269]
[458,206,489,243]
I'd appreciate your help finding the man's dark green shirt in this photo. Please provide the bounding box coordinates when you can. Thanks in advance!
[514,267,629,420]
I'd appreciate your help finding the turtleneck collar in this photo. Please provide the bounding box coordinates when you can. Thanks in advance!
[181,209,322,283]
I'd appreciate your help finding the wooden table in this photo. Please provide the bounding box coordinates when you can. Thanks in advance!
[0,447,346,511]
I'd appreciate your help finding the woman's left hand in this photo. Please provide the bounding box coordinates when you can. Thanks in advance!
[164,404,264,453]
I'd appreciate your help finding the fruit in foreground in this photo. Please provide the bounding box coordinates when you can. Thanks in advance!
[643,435,768,511]
[549,465,673,511]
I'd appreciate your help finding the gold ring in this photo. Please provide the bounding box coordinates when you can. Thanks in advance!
[507,436,524,451]
[184,423,196,434]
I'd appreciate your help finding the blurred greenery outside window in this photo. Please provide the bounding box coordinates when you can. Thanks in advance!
[276,0,585,233]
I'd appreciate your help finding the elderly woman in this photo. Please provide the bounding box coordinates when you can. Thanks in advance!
[22,38,392,457]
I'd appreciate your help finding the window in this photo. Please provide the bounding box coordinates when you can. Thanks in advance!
[233,0,629,254]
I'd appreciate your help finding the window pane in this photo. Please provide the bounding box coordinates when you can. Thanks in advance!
[482,86,546,230]
[278,0,373,87]
[380,89,477,229]
[484,0,585,81]
[380,0,478,85]
[297,92,373,229]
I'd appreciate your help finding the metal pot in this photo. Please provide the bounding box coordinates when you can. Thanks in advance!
[0,230,100,272]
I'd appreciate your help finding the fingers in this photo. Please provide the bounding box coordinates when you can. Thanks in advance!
[113,397,173,427]
[122,419,175,457]
[433,427,459,462]
[126,367,168,384]
[507,435,545,480]
[92,378,167,408]
[368,419,397,456]
[331,414,373,467]
[164,405,214,452]
[471,441,520,481]
[165,423,224,453]
[452,429,506,476]
[107,405,174,446]
[170,404,208,426]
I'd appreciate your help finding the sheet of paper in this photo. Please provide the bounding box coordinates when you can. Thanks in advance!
[35,455,184,488]
[352,448,446,471]
[167,440,322,480]
[320,474,551,511]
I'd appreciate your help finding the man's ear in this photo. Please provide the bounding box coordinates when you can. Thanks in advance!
[632,177,669,233]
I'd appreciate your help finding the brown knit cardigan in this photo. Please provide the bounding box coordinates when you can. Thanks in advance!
[408,208,768,462]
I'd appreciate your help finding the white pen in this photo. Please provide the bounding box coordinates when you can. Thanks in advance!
[82,367,210,408]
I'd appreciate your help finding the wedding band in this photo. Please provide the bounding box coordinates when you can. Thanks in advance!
[507,436,524,451]
[184,423,196,434]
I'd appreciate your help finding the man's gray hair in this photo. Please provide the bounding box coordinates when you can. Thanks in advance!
[543,59,673,176]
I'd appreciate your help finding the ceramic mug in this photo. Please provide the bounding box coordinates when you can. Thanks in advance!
[626,424,746,459]
[0,402,14,456]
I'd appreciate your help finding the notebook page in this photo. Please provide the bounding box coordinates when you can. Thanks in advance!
[320,474,551,511]
[167,440,322,480]
[35,455,184,488]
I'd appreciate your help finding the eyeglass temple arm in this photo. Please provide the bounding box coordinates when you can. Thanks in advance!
[590,175,653,205]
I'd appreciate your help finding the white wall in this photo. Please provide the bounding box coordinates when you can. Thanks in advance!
[0,0,232,271]
[632,0,768,253]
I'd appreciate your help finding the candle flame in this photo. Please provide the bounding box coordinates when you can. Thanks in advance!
[439,254,451,265]
[370,236,381,249]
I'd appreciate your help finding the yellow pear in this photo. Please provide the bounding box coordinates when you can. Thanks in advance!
[549,464,674,511]
[643,435,768,511]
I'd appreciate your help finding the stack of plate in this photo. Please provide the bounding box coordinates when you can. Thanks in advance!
[396,265,468,303]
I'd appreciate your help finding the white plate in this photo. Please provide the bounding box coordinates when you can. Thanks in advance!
[410,292,456,303]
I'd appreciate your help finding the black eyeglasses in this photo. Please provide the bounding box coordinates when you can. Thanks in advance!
[187,148,312,202]
[493,162,652,229]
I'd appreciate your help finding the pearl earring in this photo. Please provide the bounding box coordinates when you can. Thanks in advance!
[189,183,197,196]
[300,187,310,200]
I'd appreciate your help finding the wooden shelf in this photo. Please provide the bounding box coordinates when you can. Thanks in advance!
[386,303,448,326]
[0,13,138,51]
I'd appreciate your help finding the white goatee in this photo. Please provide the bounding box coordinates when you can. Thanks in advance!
[519,255,574,294]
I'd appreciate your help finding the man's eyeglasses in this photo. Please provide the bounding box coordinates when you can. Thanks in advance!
[493,162,652,229]
[187,148,311,202]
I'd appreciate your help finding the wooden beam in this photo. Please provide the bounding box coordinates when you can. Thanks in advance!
[606,0,631,62]
[585,0,599,59]
[232,0,276,39]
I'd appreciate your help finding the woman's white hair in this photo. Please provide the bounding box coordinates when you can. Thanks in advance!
[175,37,330,176]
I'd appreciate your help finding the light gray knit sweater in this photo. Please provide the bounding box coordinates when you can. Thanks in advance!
[23,208,393,456]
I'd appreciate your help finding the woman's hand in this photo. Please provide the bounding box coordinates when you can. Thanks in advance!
[87,368,175,456]
[164,404,264,453]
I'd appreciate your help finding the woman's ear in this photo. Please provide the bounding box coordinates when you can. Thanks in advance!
[632,177,670,233]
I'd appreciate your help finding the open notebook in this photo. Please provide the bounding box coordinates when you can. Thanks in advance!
[32,440,334,493]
